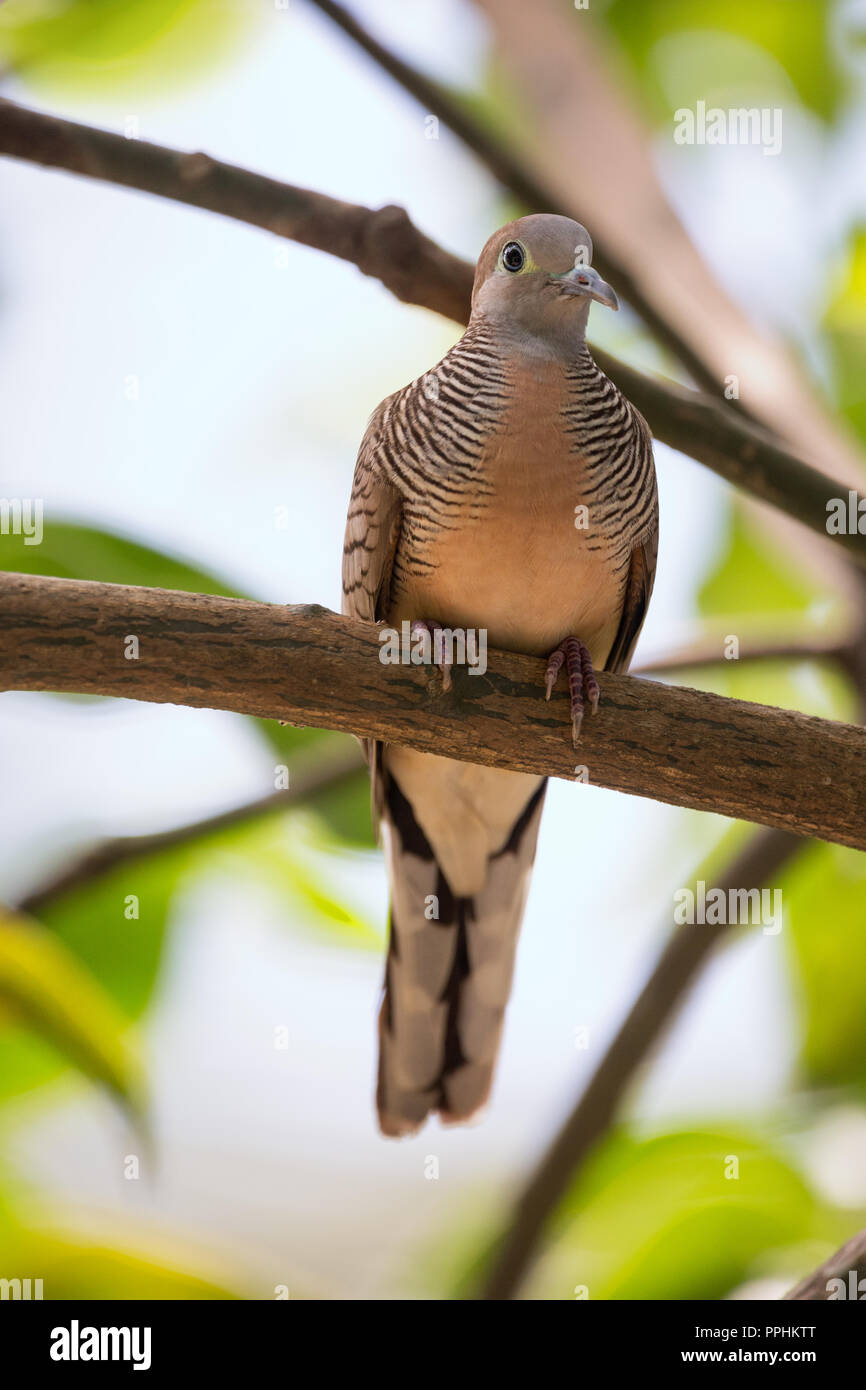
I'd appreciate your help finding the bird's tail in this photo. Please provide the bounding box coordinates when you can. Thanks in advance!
[376,771,546,1138]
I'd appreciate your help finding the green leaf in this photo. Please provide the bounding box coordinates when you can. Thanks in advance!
[0,907,142,1112]
[0,0,256,100]
[458,1128,816,1301]
[303,761,375,850]
[35,853,181,1019]
[0,518,240,597]
[784,842,866,1086]
[548,1129,815,1300]
[699,505,826,620]
[823,227,866,449]
[0,850,182,1105]
[1,1230,239,1299]
[205,817,381,949]
[602,0,839,124]
[0,805,378,1108]
[1,517,361,833]
[257,718,348,767]
[685,503,856,721]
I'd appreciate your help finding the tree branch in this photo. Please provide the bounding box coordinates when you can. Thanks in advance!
[0,97,863,565]
[785,1226,866,1300]
[480,825,802,1299]
[0,96,472,323]
[16,743,365,918]
[633,632,853,678]
[2,572,865,850]
[306,0,727,396]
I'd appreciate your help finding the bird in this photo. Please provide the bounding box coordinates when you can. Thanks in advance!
[342,213,658,1137]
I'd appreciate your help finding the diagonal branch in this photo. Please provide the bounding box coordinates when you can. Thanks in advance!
[2,572,865,850]
[305,0,725,396]
[476,0,866,485]
[0,98,863,565]
[16,743,366,918]
[785,1226,866,1300]
[0,96,473,322]
[480,824,802,1300]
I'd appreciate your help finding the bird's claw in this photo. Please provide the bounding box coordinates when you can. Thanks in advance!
[544,636,600,748]
[410,619,452,692]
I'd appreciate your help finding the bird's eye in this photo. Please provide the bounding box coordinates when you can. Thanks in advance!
[501,241,526,273]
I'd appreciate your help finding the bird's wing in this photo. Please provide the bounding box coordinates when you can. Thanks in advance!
[606,413,659,674]
[341,395,403,626]
[341,396,403,814]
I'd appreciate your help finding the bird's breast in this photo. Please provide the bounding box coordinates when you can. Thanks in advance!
[391,372,629,663]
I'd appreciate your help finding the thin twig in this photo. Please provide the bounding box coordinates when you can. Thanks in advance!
[633,633,853,678]
[785,1226,866,1300]
[17,744,366,918]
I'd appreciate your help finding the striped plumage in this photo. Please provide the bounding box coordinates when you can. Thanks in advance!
[342,214,658,1136]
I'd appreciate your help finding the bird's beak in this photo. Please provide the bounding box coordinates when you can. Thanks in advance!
[552,264,619,310]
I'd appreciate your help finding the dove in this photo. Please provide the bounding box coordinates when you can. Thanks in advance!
[342,214,658,1135]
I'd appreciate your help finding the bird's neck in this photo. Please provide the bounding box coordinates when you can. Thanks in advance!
[468,311,595,369]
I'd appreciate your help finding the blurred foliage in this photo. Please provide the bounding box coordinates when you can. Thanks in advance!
[302,765,374,849]
[663,502,857,723]
[0,852,174,1107]
[699,506,821,618]
[449,1126,819,1300]
[785,842,866,1087]
[0,0,258,100]
[1,516,375,845]
[0,517,375,1114]
[537,1127,818,1300]
[178,811,380,949]
[0,1172,241,1298]
[0,907,142,1114]
[35,853,178,1021]
[601,0,839,123]
[1,518,240,597]
[824,227,866,448]
[0,1230,237,1299]
[0,797,376,1108]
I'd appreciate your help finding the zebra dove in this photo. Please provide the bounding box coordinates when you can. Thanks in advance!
[342,214,658,1136]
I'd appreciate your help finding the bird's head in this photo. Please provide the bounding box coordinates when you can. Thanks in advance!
[470,213,617,348]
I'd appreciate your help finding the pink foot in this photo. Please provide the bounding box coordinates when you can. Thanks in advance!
[544,637,600,747]
[410,619,452,692]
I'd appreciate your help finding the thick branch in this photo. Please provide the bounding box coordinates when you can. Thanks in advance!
[785,1227,866,1300]
[481,826,802,1299]
[2,573,865,850]
[0,98,863,564]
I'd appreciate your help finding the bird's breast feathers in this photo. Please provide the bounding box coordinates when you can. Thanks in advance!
[389,357,636,661]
